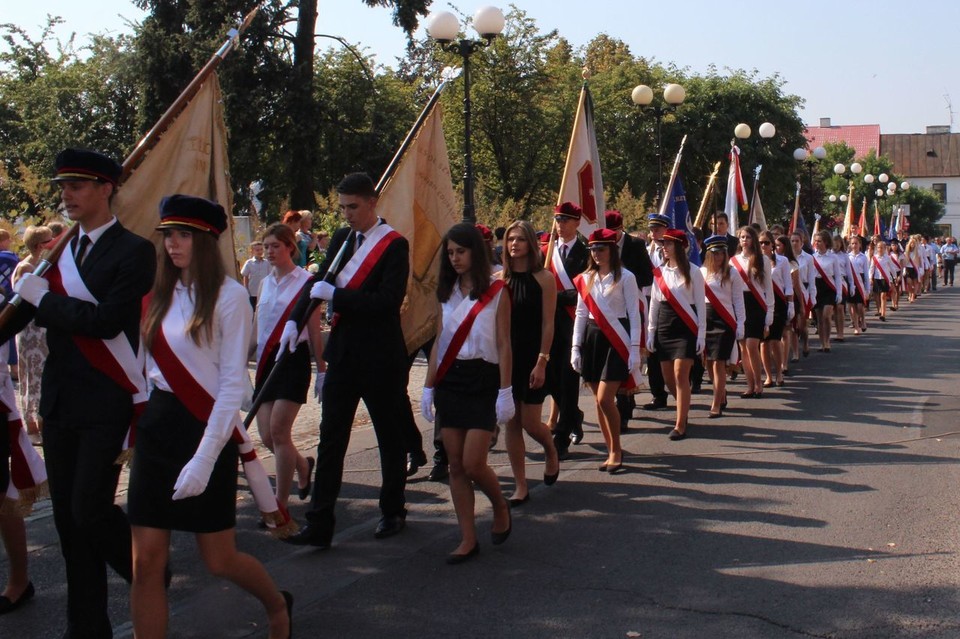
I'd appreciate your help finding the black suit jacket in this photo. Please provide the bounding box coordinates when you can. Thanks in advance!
[620,233,654,288]
[1,222,156,422]
[546,238,588,338]
[290,223,409,371]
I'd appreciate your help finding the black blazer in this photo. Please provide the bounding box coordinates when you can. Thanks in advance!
[547,238,588,336]
[3,223,156,422]
[620,233,654,289]
[290,223,409,371]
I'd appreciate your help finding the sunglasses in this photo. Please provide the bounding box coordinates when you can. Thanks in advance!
[760,240,772,246]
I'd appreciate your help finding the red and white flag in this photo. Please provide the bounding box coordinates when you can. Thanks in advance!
[724,145,748,227]
[557,83,604,236]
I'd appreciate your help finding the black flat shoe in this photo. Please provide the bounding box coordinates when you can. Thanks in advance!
[446,542,480,565]
[740,391,754,399]
[283,524,332,549]
[508,494,530,507]
[0,581,35,616]
[297,457,315,500]
[281,590,294,639]
[642,399,668,411]
[707,411,722,419]
[406,450,428,478]
[606,462,624,474]
[762,381,774,388]
[598,463,609,472]
[543,469,559,486]
[427,463,449,482]
[491,509,512,546]
[776,380,785,387]
[668,429,686,441]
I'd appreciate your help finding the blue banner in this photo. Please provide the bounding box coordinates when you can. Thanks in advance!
[664,175,701,266]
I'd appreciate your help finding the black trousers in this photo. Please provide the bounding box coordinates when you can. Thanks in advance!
[944,260,956,286]
[548,326,582,451]
[646,349,668,402]
[306,361,407,536]
[43,415,133,639]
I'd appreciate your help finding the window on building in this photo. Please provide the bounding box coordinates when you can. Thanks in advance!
[932,183,947,202]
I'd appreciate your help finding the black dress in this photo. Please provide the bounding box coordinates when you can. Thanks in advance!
[508,272,549,404]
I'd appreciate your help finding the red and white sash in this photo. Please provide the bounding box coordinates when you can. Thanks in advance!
[47,244,147,459]
[545,243,576,319]
[890,254,902,272]
[652,269,699,336]
[849,257,867,300]
[435,280,505,385]
[574,274,637,390]
[872,255,892,289]
[255,273,307,387]
[149,324,295,537]
[812,255,838,294]
[731,257,767,311]
[704,279,737,332]
[0,345,47,515]
[331,224,403,325]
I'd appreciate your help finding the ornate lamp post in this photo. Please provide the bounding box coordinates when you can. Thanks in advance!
[793,146,827,218]
[631,82,686,203]
[427,6,505,222]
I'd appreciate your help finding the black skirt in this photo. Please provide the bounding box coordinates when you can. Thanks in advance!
[705,306,735,361]
[764,295,787,341]
[654,303,696,361]
[742,292,765,339]
[904,267,918,280]
[581,319,630,383]
[872,278,890,293]
[254,342,311,404]
[436,358,498,432]
[814,279,836,310]
[128,390,239,533]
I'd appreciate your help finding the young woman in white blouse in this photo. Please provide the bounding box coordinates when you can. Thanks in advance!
[831,235,851,342]
[811,230,844,352]
[647,229,705,439]
[730,226,772,398]
[868,237,894,322]
[422,223,513,564]
[887,240,903,310]
[571,228,641,469]
[129,196,291,639]
[253,223,324,510]
[700,235,744,418]
[847,235,871,334]
[789,231,815,358]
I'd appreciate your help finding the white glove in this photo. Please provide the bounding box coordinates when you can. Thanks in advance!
[696,335,705,355]
[314,371,325,402]
[628,345,641,373]
[277,320,299,356]
[421,387,435,423]
[645,334,655,353]
[172,435,221,500]
[310,281,336,301]
[570,346,582,373]
[14,273,49,306]
[835,293,842,305]
[495,387,515,424]
[787,301,795,321]
[736,326,745,341]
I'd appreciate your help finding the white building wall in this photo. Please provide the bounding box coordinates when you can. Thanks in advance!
[903,176,960,236]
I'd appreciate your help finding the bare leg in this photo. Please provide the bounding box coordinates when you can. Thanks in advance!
[673,359,693,432]
[131,526,172,639]
[196,530,289,639]
[504,406,527,501]
[596,381,622,465]
[443,427,508,555]
[268,399,307,507]
[760,340,774,386]
[0,510,29,600]
[740,338,762,393]
[709,359,726,414]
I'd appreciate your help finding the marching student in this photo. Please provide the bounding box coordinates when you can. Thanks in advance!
[253,223,324,509]
[129,195,291,639]
[571,228,642,470]
[789,231,816,358]
[831,235,851,342]
[847,235,871,334]
[500,220,559,505]
[776,235,803,369]
[869,237,895,322]
[647,229,705,440]
[811,230,844,352]
[421,223,514,564]
[903,235,923,303]
[759,231,792,388]
[642,213,673,411]
[888,240,903,310]
[700,235,744,418]
[730,226,772,398]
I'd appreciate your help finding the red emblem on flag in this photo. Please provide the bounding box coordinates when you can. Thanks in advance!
[578,161,597,223]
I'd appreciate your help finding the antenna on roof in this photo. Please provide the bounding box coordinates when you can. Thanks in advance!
[946,92,956,132]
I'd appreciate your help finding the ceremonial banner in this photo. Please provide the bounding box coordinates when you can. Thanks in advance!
[377,99,459,354]
[663,175,700,266]
[112,74,238,277]
[724,145,748,226]
[840,185,855,238]
[788,182,801,235]
[856,198,867,236]
[748,185,767,232]
[557,83,604,236]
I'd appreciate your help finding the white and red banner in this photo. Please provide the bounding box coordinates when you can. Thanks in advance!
[557,83,605,237]
[724,145,748,225]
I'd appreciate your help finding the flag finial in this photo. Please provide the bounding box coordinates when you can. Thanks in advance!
[582,67,592,80]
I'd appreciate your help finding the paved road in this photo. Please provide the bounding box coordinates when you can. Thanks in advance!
[4,287,960,638]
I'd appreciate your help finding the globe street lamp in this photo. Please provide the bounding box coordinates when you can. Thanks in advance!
[427,6,505,222]
[793,146,827,218]
[631,82,685,204]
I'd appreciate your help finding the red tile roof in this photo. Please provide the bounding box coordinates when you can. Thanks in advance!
[804,124,881,159]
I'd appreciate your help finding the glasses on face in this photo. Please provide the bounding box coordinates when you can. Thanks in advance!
[760,240,772,246]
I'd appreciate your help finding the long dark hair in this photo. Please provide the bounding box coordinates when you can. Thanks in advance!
[437,222,491,303]
[663,237,692,286]
[143,230,225,349]
[776,234,797,262]
[584,240,623,288]
[737,225,765,284]
[501,220,543,285]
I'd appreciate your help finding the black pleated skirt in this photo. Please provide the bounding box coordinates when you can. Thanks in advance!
[705,306,735,361]
[128,390,239,533]
[654,304,696,361]
[254,342,311,404]
[743,293,765,339]
[814,279,835,310]
[581,319,630,383]
[436,358,498,432]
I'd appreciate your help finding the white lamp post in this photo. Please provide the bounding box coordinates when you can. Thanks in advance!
[631,82,686,203]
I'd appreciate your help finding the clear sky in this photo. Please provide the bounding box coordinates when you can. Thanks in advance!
[6,1,960,135]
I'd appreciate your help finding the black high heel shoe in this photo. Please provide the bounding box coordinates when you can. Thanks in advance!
[491,509,512,546]
[447,542,480,565]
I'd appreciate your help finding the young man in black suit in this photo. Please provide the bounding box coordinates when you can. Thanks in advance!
[546,202,589,459]
[7,148,156,638]
[282,172,409,548]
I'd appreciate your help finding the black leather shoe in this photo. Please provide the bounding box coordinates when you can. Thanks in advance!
[555,446,570,461]
[283,524,332,549]
[427,463,449,482]
[406,450,428,477]
[0,581,34,615]
[297,456,315,500]
[571,410,585,444]
[642,399,668,411]
[491,509,512,546]
[374,511,407,539]
[446,542,480,565]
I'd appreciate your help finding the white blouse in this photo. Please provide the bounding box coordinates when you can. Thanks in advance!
[647,265,706,344]
[812,251,844,303]
[730,253,774,327]
[795,251,817,306]
[146,278,252,441]
[440,280,503,364]
[700,267,746,339]
[771,254,794,300]
[869,254,895,282]
[255,266,311,360]
[573,268,642,347]
[848,251,871,296]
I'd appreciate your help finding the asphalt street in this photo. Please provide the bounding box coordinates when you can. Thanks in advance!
[3,286,960,638]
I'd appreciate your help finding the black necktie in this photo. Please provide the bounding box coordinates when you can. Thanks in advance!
[560,244,568,260]
[75,235,91,265]
[356,233,364,249]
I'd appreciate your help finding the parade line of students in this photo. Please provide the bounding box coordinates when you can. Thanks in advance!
[0,149,949,637]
